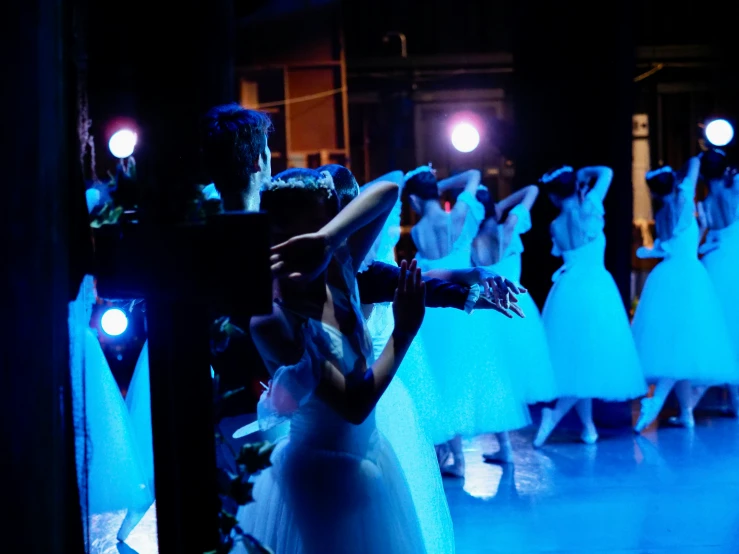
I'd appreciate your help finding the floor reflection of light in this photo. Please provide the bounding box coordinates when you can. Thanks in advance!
[88,502,158,554]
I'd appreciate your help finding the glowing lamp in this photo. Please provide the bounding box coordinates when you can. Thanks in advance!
[705,119,734,147]
[109,129,138,159]
[101,308,128,337]
[451,122,480,153]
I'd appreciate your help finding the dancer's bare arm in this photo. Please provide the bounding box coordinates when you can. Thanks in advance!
[270,181,399,280]
[577,166,613,203]
[252,262,425,425]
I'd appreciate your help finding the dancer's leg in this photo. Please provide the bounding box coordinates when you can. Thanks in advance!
[575,398,598,444]
[670,379,695,428]
[690,385,709,411]
[440,435,465,478]
[635,378,676,432]
[534,397,578,447]
[483,432,514,464]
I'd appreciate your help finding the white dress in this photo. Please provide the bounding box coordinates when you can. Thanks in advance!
[700,203,739,365]
[69,276,152,517]
[415,191,530,437]
[632,179,739,385]
[362,211,456,554]
[236,255,426,554]
[476,204,558,404]
[543,193,646,400]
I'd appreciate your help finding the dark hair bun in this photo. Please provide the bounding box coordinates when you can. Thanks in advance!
[645,166,675,196]
[540,165,577,198]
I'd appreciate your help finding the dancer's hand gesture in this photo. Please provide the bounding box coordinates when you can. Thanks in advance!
[270,232,332,282]
[475,295,525,319]
[393,259,426,337]
[469,267,526,309]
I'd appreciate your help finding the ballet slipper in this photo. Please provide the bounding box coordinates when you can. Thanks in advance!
[533,408,555,448]
[580,426,599,445]
[634,397,661,433]
[441,461,465,478]
[482,450,514,465]
[435,443,452,468]
[667,411,695,428]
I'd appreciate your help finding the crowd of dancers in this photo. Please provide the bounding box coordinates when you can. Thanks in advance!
[68,104,739,554]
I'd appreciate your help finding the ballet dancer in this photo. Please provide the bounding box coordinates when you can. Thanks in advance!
[472,184,558,463]
[235,169,428,554]
[690,150,739,413]
[633,157,739,431]
[406,165,529,477]
[535,165,646,446]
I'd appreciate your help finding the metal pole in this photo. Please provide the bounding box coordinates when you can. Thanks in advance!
[339,29,351,168]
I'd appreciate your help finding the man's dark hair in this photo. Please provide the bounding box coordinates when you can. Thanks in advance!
[201,104,272,194]
[317,164,359,209]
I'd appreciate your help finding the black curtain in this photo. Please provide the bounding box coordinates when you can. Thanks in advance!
[3,0,87,552]
[512,4,635,309]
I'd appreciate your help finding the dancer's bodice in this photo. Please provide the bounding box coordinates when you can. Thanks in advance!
[704,184,739,230]
[550,192,604,254]
[481,203,531,283]
[701,218,739,256]
[550,193,606,280]
[415,191,484,271]
[641,181,699,261]
[289,318,378,455]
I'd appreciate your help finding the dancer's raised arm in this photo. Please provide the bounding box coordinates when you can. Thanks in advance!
[270,180,399,280]
[495,185,539,217]
[577,166,613,203]
[252,261,425,425]
[437,169,481,221]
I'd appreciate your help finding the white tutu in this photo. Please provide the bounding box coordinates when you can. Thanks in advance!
[397,333,453,445]
[633,223,739,385]
[369,303,455,554]
[420,308,531,437]
[701,220,739,363]
[543,234,646,400]
[484,254,558,405]
[239,421,425,554]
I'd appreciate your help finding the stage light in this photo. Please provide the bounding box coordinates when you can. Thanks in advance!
[705,119,734,147]
[101,308,128,336]
[451,122,480,153]
[109,129,137,159]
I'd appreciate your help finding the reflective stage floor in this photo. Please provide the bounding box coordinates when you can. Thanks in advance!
[94,411,739,554]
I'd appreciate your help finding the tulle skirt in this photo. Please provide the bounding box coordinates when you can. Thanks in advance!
[76,329,153,514]
[702,227,739,364]
[376,376,455,554]
[396,334,454,445]
[421,307,531,437]
[632,255,739,384]
[543,264,646,400]
[126,341,155,493]
[479,293,558,404]
[236,424,426,554]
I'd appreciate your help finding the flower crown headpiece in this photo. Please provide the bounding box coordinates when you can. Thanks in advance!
[404,163,434,183]
[645,166,673,181]
[540,165,574,184]
[261,170,336,198]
